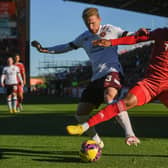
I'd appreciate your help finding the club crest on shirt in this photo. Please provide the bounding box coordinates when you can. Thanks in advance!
[100,32,106,37]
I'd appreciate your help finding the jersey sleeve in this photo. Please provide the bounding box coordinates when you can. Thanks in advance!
[20,64,25,73]
[46,33,85,53]
[110,25,126,38]
[1,67,6,84]
[110,34,149,46]
[70,32,86,48]
[47,43,74,54]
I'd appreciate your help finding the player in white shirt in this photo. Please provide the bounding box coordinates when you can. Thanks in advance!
[31,8,140,147]
[1,57,23,113]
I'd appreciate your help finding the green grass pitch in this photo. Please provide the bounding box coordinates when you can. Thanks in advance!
[0,95,168,168]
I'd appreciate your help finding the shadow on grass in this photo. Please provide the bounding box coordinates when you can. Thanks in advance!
[0,148,82,163]
[0,112,168,138]
[1,147,168,163]
[103,153,168,158]
[0,94,79,105]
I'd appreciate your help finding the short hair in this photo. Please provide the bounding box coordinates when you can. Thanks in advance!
[82,7,100,20]
[14,53,20,57]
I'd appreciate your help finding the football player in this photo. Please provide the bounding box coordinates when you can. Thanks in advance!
[1,57,23,113]
[32,7,140,147]
[66,27,168,142]
[14,53,26,112]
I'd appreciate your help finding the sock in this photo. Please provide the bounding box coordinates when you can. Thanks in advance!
[115,111,135,137]
[107,99,117,104]
[17,97,21,108]
[75,114,102,143]
[12,96,17,110]
[88,100,125,127]
[7,97,12,111]
[108,100,135,137]
[81,122,90,131]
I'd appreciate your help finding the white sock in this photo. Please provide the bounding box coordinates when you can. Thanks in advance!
[75,114,102,143]
[107,99,117,104]
[7,98,12,111]
[12,96,17,110]
[81,122,89,131]
[115,111,135,137]
[92,133,102,143]
[107,100,135,137]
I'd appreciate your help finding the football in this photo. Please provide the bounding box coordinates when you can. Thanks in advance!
[79,140,102,162]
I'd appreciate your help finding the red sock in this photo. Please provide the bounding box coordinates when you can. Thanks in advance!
[88,100,126,127]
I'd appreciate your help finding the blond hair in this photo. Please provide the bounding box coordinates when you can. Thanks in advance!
[82,8,100,20]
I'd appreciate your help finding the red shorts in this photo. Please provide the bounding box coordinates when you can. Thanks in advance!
[17,84,24,94]
[129,77,168,107]
[104,72,122,89]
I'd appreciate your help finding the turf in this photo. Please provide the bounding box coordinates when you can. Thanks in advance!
[0,95,168,168]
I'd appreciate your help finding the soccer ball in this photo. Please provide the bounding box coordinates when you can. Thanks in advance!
[79,140,102,162]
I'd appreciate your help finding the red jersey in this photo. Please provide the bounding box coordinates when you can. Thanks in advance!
[147,28,168,80]
[15,62,25,83]
[15,62,25,78]
[111,28,168,81]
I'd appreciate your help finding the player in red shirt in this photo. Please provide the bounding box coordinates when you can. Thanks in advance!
[66,27,168,138]
[14,53,26,111]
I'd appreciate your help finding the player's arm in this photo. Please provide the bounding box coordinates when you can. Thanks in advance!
[17,72,24,86]
[22,71,26,85]
[93,28,150,47]
[1,74,6,87]
[21,64,26,85]
[1,67,6,87]
[31,40,79,54]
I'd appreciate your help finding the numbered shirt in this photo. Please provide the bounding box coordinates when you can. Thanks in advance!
[2,65,20,85]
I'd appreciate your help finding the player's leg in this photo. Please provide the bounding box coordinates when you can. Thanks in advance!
[17,85,24,112]
[104,72,139,145]
[86,84,151,127]
[75,83,105,148]
[157,91,168,108]
[16,85,20,111]
[12,85,18,113]
[85,92,138,129]
[6,86,13,113]
[67,84,150,136]
[7,95,13,113]
[76,102,104,147]
[19,90,24,110]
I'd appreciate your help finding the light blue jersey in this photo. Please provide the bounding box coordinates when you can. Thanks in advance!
[47,24,126,81]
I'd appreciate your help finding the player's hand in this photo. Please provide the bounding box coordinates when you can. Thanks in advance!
[92,39,111,47]
[135,28,150,37]
[31,40,49,53]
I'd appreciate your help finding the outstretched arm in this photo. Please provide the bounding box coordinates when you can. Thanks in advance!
[93,28,150,47]
[31,40,78,54]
